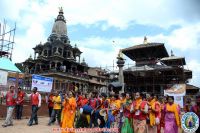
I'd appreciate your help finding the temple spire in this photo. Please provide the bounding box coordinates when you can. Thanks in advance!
[171,50,174,56]
[143,36,148,44]
[51,7,67,36]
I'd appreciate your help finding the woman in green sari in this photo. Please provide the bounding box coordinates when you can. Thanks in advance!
[121,93,134,133]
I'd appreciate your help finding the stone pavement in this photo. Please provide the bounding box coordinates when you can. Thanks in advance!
[0,117,59,133]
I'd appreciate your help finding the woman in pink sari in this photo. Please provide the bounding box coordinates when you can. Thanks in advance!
[164,96,180,133]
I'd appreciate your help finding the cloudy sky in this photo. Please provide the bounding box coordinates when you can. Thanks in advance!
[0,0,200,87]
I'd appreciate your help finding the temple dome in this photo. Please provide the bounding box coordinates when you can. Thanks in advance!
[51,7,67,36]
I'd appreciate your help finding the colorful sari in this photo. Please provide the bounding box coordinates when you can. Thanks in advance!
[147,99,160,133]
[61,97,77,133]
[159,103,165,133]
[164,103,180,133]
[132,98,145,133]
[110,99,121,130]
[121,99,133,133]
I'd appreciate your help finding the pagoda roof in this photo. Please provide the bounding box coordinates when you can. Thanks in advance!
[161,56,186,65]
[122,43,169,61]
[124,64,174,73]
[186,84,200,90]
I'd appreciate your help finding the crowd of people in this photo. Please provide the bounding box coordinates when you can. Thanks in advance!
[1,86,200,133]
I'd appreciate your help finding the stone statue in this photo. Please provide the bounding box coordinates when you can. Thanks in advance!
[117,49,123,60]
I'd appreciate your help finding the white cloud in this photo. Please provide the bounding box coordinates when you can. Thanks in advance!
[140,23,200,52]
[187,60,200,87]
[12,22,46,63]
[0,0,28,20]
[1,0,200,30]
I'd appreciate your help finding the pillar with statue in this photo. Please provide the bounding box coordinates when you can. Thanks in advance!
[116,49,125,93]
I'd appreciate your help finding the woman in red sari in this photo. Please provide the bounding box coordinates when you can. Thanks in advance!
[159,96,167,133]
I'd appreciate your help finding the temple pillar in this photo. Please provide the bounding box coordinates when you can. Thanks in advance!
[42,50,44,56]
[117,50,125,93]
[117,59,125,84]
[55,62,57,68]
[70,51,74,59]
[49,63,51,69]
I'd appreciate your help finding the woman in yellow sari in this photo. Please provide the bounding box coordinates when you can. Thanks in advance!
[61,91,77,133]
[146,93,160,133]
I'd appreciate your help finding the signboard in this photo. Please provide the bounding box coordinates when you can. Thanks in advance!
[32,74,53,92]
[0,70,8,86]
[164,84,186,108]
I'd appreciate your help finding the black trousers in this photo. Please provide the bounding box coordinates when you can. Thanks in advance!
[16,105,23,119]
[48,107,53,117]
[49,109,61,124]
[28,105,39,125]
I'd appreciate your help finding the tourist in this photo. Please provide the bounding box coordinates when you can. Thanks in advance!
[164,96,180,133]
[48,91,62,126]
[2,86,16,127]
[27,87,41,126]
[132,92,148,133]
[146,93,160,133]
[61,91,76,133]
[190,95,200,133]
[15,87,25,120]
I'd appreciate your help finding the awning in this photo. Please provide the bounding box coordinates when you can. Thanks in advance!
[0,57,21,72]
[108,81,123,88]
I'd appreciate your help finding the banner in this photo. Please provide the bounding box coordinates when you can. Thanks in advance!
[164,84,186,108]
[0,70,8,86]
[32,74,53,92]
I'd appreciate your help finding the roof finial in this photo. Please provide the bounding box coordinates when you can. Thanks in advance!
[59,7,63,13]
[143,36,148,44]
[171,50,174,56]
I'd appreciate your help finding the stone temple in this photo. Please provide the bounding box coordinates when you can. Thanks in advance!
[23,8,109,93]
